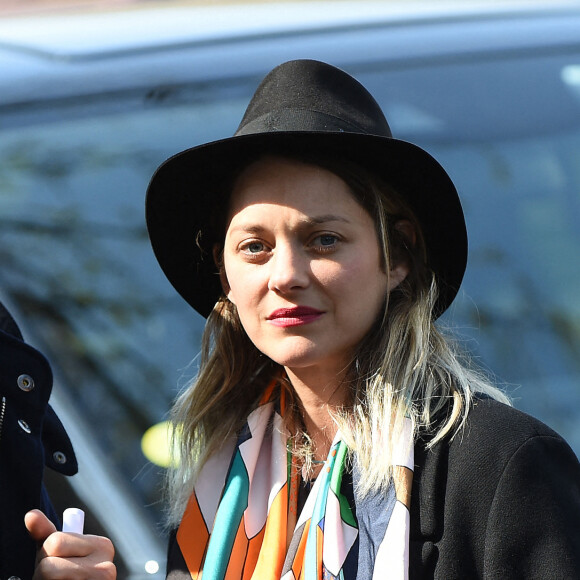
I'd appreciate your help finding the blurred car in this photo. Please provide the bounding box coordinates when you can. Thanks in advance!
[1,0,579,575]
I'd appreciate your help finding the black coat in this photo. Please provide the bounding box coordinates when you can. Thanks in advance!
[409,398,580,579]
[0,301,77,580]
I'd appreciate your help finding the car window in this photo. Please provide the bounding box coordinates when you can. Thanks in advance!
[0,79,257,524]
[1,46,578,531]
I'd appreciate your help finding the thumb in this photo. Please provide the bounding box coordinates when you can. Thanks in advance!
[25,509,58,544]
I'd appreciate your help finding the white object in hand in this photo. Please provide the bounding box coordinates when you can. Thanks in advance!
[62,508,85,534]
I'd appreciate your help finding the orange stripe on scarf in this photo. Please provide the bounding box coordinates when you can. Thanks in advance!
[177,491,209,578]
[250,479,289,578]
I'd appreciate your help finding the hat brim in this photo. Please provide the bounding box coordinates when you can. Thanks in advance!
[145,131,467,319]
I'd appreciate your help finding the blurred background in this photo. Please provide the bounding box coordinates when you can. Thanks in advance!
[1,0,579,576]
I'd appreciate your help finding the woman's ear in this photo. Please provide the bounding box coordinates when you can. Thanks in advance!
[388,220,416,291]
[389,262,410,291]
[214,244,235,304]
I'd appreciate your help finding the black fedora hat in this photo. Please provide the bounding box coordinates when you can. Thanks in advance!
[146,59,467,319]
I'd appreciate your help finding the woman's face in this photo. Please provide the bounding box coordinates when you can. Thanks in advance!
[222,156,407,380]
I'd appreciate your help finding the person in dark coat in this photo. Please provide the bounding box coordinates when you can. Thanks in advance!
[0,299,77,580]
[148,59,580,579]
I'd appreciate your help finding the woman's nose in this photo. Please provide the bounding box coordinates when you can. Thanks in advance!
[267,243,309,293]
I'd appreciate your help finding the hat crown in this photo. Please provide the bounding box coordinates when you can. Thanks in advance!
[235,59,393,138]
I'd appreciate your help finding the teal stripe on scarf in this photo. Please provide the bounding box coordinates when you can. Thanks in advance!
[202,450,249,580]
[304,440,349,580]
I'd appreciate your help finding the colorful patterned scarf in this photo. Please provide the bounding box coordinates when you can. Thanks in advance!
[171,388,413,579]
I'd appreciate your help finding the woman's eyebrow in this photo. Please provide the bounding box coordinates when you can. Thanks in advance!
[227,224,266,235]
[228,215,351,234]
[307,214,351,225]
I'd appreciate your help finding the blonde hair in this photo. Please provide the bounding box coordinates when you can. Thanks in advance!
[165,152,509,525]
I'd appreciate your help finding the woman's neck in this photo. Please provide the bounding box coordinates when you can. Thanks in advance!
[285,366,348,462]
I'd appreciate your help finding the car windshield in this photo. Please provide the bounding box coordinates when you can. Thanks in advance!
[1,47,579,527]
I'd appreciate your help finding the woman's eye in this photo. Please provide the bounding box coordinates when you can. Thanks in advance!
[312,234,339,249]
[243,241,265,254]
[320,235,337,245]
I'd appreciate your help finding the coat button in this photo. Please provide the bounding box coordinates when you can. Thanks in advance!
[53,451,67,464]
[17,374,35,392]
[18,419,31,433]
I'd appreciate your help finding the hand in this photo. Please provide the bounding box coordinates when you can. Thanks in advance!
[25,509,116,579]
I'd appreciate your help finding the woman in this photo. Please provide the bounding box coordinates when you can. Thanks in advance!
[29,60,580,578]
[148,58,580,579]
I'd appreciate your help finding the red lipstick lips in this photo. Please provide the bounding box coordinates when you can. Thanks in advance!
[267,306,324,327]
